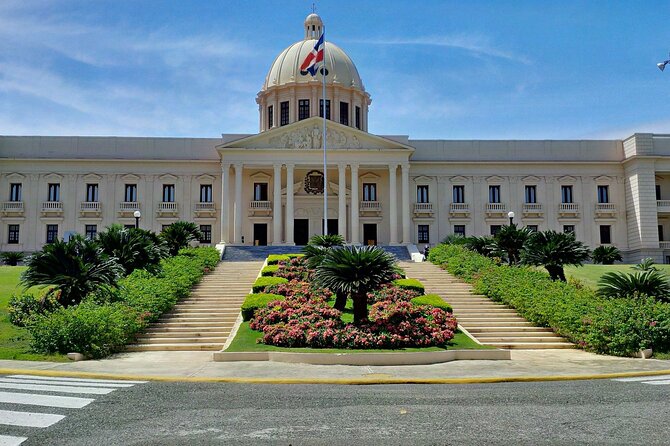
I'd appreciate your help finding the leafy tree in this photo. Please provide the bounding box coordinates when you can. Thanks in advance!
[598,270,670,301]
[489,224,533,265]
[632,258,658,272]
[160,221,202,256]
[521,230,590,281]
[314,245,397,324]
[96,224,167,275]
[1,251,24,266]
[591,245,623,265]
[302,234,346,310]
[21,235,123,307]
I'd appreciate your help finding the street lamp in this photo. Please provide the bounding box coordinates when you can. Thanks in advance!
[507,211,515,226]
[658,53,670,71]
[133,210,141,229]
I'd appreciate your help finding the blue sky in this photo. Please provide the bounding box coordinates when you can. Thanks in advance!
[1,0,670,139]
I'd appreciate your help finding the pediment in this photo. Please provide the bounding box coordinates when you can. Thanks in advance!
[5,172,26,180]
[521,175,541,183]
[250,172,271,181]
[450,175,469,183]
[121,174,140,182]
[196,174,216,182]
[413,175,433,184]
[44,173,63,181]
[594,175,613,183]
[159,174,178,182]
[558,175,578,184]
[486,175,505,183]
[360,172,381,181]
[82,173,102,181]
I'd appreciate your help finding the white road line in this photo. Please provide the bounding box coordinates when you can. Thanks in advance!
[0,377,135,388]
[8,375,147,385]
[0,409,65,428]
[0,391,94,409]
[613,374,670,382]
[641,380,670,385]
[0,382,114,395]
[0,435,28,446]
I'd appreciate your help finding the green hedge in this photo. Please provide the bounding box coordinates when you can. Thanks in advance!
[266,253,304,265]
[240,293,284,321]
[393,278,425,294]
[428,243,670,356]
[252,276,288,293]
[261,265,280,276]
[411,294,452,312]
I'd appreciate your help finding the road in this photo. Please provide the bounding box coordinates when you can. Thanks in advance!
[1,374,669,445]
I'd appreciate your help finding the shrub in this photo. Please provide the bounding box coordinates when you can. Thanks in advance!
[241,293,284,321]
[96,224,168,275]
[252,276,288,293]
[8,293,61,327]
[267,254,291,265]
[160,221,202,256]
[368,284,421,304]
[598,270,670,301]
[393,278,425,294]
[261,265,280,276]
[411,294,452,312]
[1,251,24,266]
[274,257,310,281]
[591,245,623,265]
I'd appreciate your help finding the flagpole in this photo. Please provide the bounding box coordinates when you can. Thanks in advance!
[322,30,328,236]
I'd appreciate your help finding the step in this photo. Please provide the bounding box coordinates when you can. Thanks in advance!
[146,326,234,333]
[474,336,566,343]
[153,321,235,328]
[126,343,224,352]
[460,321,534,327]
[134,336,229,344]
[157,316,239,323]
[466,326,554,333]
[457,316,528,322]
[453,308,518,313]
[481,342,574,349]
[168,308,241,314]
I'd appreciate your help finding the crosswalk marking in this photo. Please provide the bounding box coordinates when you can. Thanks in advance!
[613,374,670,382]
[8,375,146,385]
[0,377,135,388]
[0,381,116,395]
[0,409,65,428]
[641,379,670,385]
[0,435,28,446]
[0,391,94,409]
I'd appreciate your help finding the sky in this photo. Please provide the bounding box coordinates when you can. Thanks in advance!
[1,0,670,140]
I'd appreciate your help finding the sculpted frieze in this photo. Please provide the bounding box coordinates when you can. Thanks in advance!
[268,125,361,150]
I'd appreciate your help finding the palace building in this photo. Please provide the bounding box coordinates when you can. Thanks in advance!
[2,13,670,263]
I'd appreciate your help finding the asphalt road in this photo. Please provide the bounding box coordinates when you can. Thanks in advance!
[2,376,670,445]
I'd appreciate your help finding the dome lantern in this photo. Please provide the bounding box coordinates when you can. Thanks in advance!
[304,13,324,40]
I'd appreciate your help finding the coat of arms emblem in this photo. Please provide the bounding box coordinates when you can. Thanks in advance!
[304,170,324,194]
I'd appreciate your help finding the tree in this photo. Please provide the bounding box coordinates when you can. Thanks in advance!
[302,234,347,310]
[0,251,24,266]
[21,235,123,307]
[598,270,670,301]
[96,224,167,274]
[160,221,202,256]
[489,224,533,265]
[521,230,590,281]
[314,245,397,324]
[463,236,495,257]
[591,245,623,265]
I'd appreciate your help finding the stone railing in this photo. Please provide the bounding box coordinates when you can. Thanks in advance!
[660,241,670,249]
[194,202,215,212]
[657,200,670,211]
[80,201,101,212]
[249,200,271,210]
[41,201,63,213]
[449,202,469,213]
[119,201,140,212]
[558,203,580,214]
[359,201,381,211]
[413,202,433,214]
[595,203,616,216]
[157,202,179,214]
[2,201,24,215]
[485,203,506,214]
[522,203,543,213]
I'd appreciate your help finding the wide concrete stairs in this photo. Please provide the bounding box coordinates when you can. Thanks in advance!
[400,261,573,349]
[127,260,264,352]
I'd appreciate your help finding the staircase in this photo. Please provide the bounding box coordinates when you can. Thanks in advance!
[379,245,411,261]
[399,261,573,349]
[126,260,264,352]
[223,245,303,261]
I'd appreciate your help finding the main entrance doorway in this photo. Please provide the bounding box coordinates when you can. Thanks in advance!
[253,223,267,246]
[363,224,377,245]
[321,219,339,236]
[294,219,309,245]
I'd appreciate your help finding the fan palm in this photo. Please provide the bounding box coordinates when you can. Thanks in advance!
[96,224,168,274]
[21,235,123,307]
[632,258,658,272]
[302,234,347,309]
[314,245,397,324]
[591,245,623,265]
[463,235,495,257]
[1,251,24,266]
[489,224,533,265]
[598,270,670,301]
[160,221,202,256]
[521,230,590,281]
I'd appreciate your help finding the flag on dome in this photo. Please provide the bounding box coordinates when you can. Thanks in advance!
[300,33,325,76]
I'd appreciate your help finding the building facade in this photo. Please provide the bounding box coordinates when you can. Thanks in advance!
[1,13,670,263]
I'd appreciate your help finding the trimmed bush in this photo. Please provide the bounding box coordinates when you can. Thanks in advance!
[411,294,452,313]
[241,293,284,321]
[393,278,425,294]
[261,265,280,276]
[8,293,61,327]
[252,276,288,293]
[267,254,291,265]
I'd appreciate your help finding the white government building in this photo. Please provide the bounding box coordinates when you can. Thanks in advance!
[2,13,670,263]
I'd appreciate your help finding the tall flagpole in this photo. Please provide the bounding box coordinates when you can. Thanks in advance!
[322,29,328,236]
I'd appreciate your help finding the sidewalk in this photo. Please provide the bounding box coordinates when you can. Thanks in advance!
[1,350,669,383]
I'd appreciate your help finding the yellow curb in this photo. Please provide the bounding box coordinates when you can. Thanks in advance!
[1,368,670,384]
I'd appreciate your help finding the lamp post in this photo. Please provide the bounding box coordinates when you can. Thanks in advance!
[507,211,515,226]
[133,210,141,229]
[658,53,670,71]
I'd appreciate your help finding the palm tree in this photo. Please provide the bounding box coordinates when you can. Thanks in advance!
[632,258,658,272]
[521,230,590,281]
[591,245,623,265]
[598,270,670,301]
[314,245,397,324]
[160,221,202,256]
[0,251,24,266]
[489,224,533,265]
[302,234,347,310]
[96,224,168,274]
[21,235,123,307]
[463,235,495,256]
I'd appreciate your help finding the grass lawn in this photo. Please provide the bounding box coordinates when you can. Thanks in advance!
[565,264,670,289]
[0,266,67,361]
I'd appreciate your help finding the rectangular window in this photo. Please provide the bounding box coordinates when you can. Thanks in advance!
[599,225,611,244]
[417,185,429,203]
[319,99,331,120]
[659,225,664,242]
[200,185,213,203]
[85,224,97,240]
[7,224,19,244]
[452,185,465,203]
[527,225,539,232]
[47,183,60,202]
[561,185,573,203]
[657,185,662,201]
[124,224,135,229]
[268,105,274,128]
[86,184,99,202]
[418,225,429,244]
[355,106,361,129]
[162,184,175,202]
[46,224,58,244]
[280,101,289,126]
[454,225,466,237]
[524,185,537,204]
[563,225,575,234]
[199,225,212,244]
[124,184,137,202]
[362,183,377,201]
[339,101,349,126]
[490,225,502,236]
[253,183,268,201]
[597,185,609,204]
[9,183,22,201]
[161,224,171,232]
[488,185,501,203]
[298,99,310,121]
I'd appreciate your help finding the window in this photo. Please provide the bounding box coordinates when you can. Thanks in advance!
[599,225,611,244]
[298,99,310,121]
[199,225,212,244]
[524,185,537,204]
[597,185,609,204]
[362,183,377,201]
[86,184,99,202]
[9,183,22,201]
[200,185,213,203]
[85,225,97,240]
[124,224,135,229]
[418,225,429,243]
[162,184,175,202]
[47,183,60,202]
[417,185,429,203]
[355,106,361,129]
[527,225,538,232]
[563,225,575,234]
[452,185,465,203]
[454,225,466,237]
[8,224,19,244]
[267,105,274,128]
[46,224,58,244]
[490,225,502,236]
[280,101,289,126]
[253,183,268,201]
[659,225,664,242]
[561,185,573,203]
[488,185,501,203]
[340,101,349,126]
[124,184,137,202]
[161,224,171,232]
[319,99,331,120]
[657,185,662,201]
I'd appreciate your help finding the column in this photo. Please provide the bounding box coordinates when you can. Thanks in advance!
[285,164,295,245]
[272,163,282,245]
[233,163,243,244]
[401,163,411,244]
[220,163,230,243]
[350,164,360,244]
[338,163,347,241]
[389,163,399,245]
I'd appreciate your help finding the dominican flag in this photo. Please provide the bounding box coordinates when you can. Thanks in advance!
[300,33,325,76]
